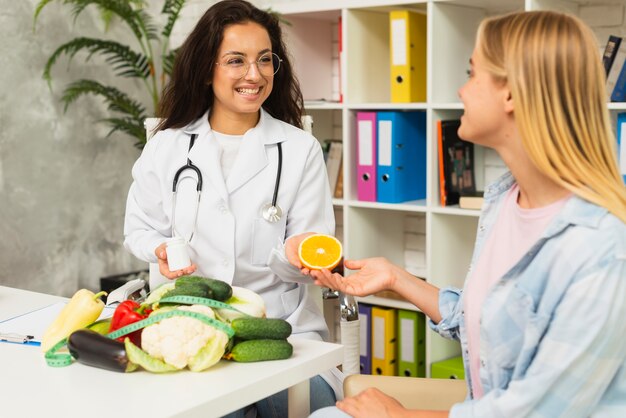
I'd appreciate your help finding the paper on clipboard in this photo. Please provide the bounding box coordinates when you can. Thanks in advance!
[0,302,115,344]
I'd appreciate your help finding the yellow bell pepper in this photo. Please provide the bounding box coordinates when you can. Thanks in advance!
[41,289,107,352]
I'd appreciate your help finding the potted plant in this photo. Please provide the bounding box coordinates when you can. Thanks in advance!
[34,0,188,149]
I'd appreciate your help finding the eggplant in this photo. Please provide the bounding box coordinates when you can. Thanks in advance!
[67,329,137,373]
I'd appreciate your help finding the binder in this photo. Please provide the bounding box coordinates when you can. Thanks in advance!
[431,356,465,380]
[602,35,623,77]
[376,111,427,203]
[325,140,343,193]
[612,58,626,102]
[371,306,397,376]
[616,113,626,183]
[356,112,377,201]
[358,304,372,374]
[338,15,343,103]
[438,119,476,206]
[397,310,426,377]
[389,10,427,103]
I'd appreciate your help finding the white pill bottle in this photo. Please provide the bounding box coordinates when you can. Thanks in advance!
[166,237,192,271]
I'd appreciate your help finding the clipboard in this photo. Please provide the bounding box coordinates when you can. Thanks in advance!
[0,302,115,346]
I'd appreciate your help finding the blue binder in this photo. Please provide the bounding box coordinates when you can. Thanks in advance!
[617,113,626,183]
[376,111,427,203]
[358,304,372,375]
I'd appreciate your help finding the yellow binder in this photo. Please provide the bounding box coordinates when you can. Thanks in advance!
[389,10,427,103]
[371,306,397,376]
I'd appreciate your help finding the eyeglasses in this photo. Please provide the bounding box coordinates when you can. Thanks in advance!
[215,52,282,79]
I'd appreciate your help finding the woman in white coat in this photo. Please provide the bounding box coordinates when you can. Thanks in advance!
[123,1,338,416]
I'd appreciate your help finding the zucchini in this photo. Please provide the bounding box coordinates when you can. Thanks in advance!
[225,339,293,362]
[67,329,137,373]
[177,276,232,301]
[231,317,292,340]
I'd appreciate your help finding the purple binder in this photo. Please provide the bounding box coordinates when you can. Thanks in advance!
[359,304,372,374]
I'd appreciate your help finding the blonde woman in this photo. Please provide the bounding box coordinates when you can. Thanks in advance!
[307,11,626,418]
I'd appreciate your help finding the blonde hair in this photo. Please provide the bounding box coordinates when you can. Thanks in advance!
[477,11,626,223]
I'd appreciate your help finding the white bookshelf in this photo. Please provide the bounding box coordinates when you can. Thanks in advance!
[256,0,626,376]
[180,0,626,376]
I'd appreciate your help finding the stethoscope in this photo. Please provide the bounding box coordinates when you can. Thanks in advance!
[171,133,284,241]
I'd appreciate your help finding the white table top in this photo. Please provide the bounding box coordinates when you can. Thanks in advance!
[0,286,343,417]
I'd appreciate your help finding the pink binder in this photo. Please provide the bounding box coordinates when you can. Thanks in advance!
[357,112,377,201]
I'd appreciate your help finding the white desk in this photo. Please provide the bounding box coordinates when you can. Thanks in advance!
[0,286,343,417]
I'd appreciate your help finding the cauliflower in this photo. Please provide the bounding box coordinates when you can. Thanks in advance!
[216,286,266,322]
[141,304,228,370]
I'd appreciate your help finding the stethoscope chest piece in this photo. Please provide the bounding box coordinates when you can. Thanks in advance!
[261,203,282,223]
[260,141,284,223]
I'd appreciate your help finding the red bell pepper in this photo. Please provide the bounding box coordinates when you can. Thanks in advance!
[109,300,151,347]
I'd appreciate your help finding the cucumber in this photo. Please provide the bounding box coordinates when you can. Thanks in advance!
[226,339,293,362]
[161,282,212,302]
[231,317,292,340]
[177,276,232,301]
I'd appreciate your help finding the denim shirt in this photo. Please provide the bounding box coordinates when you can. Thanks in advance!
[429,172,626,417]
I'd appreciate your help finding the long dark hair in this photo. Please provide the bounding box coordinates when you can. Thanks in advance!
[157,0,303,130]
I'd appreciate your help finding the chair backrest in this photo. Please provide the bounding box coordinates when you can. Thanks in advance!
[145,117,160,141]
[344,374,467,410]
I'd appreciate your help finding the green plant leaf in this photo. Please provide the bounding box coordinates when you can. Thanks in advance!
[161,0,187,38]
[35,0,187,147]
[33,0,55,27]
[162,47,179,77]
[136,9,158,41]
[43,37,150,82]
[61,79,147,119]
[101,117,146,148]
[34,0,145,40]
[265,7,291,27]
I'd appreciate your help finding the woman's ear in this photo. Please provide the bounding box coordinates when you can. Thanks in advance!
[503,87,514,114]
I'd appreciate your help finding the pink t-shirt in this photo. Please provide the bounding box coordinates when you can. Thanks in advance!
[464,184,570,398]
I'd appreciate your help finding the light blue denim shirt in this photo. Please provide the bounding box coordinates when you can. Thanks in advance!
[430,172,626,417]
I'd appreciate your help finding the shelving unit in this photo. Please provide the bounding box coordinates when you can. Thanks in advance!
[177,0,625,377]
[253,0,626,376]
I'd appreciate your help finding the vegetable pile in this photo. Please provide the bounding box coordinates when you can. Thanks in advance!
[43,276,293,373]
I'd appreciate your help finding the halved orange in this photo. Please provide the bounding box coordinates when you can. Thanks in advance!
[298,234,343,270]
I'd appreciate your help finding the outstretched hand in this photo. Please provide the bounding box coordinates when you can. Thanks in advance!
[310,257,398,297]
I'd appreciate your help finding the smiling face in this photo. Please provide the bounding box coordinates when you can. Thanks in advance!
[457,48,513,149]
[210,21,274,132]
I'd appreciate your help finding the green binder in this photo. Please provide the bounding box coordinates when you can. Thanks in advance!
[396,310,426,377]
[431,356,465,380]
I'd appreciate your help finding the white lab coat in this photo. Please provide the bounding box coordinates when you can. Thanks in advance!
[124,109,335,341]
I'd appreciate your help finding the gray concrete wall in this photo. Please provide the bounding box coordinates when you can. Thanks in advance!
[0,1,148,296]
